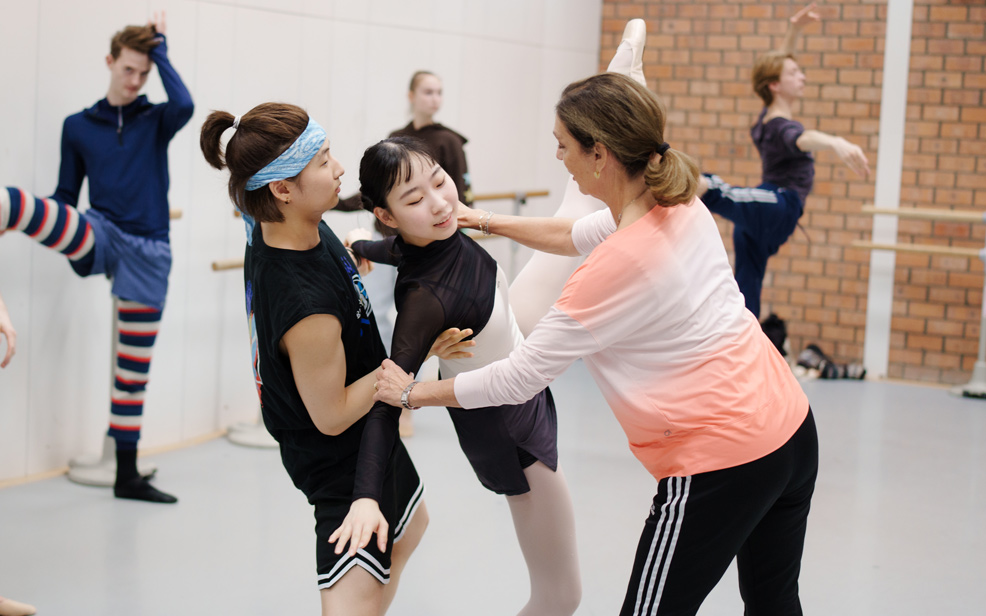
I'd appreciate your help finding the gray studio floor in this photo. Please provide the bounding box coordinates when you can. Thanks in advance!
[2,360,985,615]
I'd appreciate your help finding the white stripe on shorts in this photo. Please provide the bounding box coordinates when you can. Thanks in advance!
[317,549,390,589]
[394,480,425,542]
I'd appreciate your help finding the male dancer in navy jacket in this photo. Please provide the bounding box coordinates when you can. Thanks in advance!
[0,13,193,502]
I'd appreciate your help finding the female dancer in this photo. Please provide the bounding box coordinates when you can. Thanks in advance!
[330,138,581,616]
[200,103,470,616]
[374,73,818,615]
[390,71,472,206]
[0,291,36,616]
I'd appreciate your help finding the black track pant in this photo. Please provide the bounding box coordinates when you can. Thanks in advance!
[621,409,818,616]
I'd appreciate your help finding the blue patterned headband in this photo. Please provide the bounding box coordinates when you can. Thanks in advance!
[245,117,326,191]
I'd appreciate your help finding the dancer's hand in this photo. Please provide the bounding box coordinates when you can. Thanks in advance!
[343,246,373,276]
[149,10,167,36]
[428,328,475,360]
[344,227,372,247]
[0,301,16,369]
[790,3,820,29]
[833,137,870,178]
[328,498,389,556]
[374,359,414,407]
[456,203,486,231]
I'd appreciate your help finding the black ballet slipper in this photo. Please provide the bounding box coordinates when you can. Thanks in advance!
[114,476,178,504]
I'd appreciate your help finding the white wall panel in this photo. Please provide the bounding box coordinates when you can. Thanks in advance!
[0,0,41,481]
[332,0,370,23]
[543,0,604,53]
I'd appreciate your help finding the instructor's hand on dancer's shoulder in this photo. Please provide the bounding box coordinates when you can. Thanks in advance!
[456,203,485,231]
[328,498,389,556]
[374,359,414,407]
[790,2,820,28]
[429,327,475,361]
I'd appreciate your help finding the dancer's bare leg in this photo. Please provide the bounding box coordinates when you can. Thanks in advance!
[506,463,581,616]
[319,568,383,616]
[509,19,647,336]
[319,503,427,615]
[381,502,429,613]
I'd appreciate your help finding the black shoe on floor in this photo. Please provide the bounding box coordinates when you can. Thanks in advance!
[114,476,178,504]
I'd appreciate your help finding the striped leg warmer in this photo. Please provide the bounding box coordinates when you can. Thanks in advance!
[1,186,95,262]
[107,298,162,450]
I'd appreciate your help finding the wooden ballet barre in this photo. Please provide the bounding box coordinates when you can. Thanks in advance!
[862,206,986,223]
[851,240,983,259]
[212,257,244,271]
[169,209,183,220]
[473,190,549,202]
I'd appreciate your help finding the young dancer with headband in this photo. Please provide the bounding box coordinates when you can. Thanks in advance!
[200,103,472,615]
[373,73,818,615]
[330,137,581,616]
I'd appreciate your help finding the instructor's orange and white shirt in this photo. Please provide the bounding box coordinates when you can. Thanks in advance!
[455,197,809,481]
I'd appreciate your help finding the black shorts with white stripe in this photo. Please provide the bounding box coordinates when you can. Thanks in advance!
[314,440,425,589]
[621,409,818,616]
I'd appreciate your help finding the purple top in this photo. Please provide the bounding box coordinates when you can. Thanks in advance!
[750,108,814,203]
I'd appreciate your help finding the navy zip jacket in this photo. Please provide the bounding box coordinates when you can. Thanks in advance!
[52,35,194,241]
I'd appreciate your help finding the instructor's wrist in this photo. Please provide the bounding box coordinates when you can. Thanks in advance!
[401,381,421,410]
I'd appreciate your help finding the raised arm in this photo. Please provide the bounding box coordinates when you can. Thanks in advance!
[796,130,870,178]
[147,12,194,138]
[781,3,820,54]
[458,204,582,256]
[348,233,400,267]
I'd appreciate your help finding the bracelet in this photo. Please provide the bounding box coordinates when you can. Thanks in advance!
[480,210,494,236]
[401,381,421,410]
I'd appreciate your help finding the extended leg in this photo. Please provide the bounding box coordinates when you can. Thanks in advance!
[506,463,582,616]
[1,187,95,269]
[509,179,605,336]
[509,19,647,336]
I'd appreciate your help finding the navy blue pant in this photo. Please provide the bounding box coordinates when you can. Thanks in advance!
[700,175,803,318]
[621,409,818,616]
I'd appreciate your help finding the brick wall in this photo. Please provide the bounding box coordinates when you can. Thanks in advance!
[600,0,986,384]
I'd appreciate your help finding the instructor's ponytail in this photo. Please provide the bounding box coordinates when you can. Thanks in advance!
[643,146,699,208]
